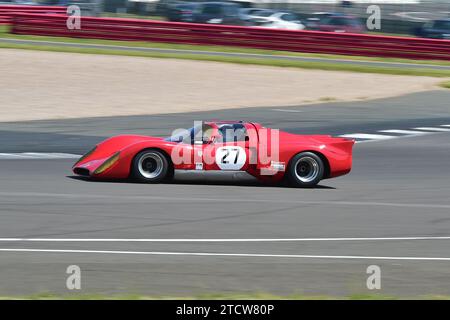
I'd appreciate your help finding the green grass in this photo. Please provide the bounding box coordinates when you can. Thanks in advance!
[1,24,450,77]
[2,292,450,300]
[318,97,337,102]
[439,80,450,88]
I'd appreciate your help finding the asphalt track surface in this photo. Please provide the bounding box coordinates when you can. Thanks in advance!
[0,90,450,297]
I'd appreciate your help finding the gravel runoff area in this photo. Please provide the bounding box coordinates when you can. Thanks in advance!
[0,48,443,122]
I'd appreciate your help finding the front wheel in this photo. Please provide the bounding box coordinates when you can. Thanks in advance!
[287,152,324,187]
[131,150,170,183]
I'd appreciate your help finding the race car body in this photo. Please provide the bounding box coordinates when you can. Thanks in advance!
[73,121,354,187]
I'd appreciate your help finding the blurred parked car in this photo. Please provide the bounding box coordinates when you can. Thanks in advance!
[238,8,271,23]
[304,12,335,30]
[249,11,305,30]
[192,2,246,26]
[0,0,37,3]
[166,2,198,22]
[316,14,364,33]
[9,0,104,16]
[416,19,450,39]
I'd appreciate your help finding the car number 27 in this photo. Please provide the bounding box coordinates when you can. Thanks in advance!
[215,146,246,170]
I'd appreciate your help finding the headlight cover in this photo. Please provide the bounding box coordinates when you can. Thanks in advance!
[93,152,120,175]
[73,146,97,167]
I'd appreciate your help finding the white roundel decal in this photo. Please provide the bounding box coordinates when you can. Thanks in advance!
[215,146,246,170]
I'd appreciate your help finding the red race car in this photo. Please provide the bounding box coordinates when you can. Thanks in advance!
[73,121,354,187]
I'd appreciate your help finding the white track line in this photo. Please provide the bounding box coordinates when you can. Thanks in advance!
[0,153,35,159]
[378,129,431,135]
[1,248,450,261]
[0,153,80,159]
[1,236,450,242]
[338,133,396,141]
[413,127,450,132]
[338,125,450,143]
[21,153,80,159]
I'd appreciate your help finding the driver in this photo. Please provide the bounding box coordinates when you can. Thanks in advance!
[202,124,215,143]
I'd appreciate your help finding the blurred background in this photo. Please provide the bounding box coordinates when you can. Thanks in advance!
[0,0,449,38]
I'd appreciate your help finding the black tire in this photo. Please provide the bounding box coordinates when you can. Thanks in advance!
[131,149,171,183]
[287,152,324,187]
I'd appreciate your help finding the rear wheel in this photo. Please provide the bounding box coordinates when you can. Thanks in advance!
[287,152,324,187]
[131,150,170,183]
